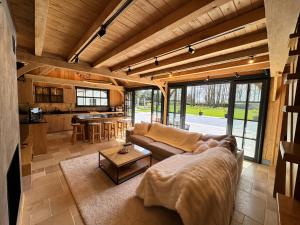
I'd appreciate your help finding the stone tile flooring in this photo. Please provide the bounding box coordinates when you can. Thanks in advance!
[21,131,278,225]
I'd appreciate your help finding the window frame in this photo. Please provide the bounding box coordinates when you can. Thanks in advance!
[75,87,109,107]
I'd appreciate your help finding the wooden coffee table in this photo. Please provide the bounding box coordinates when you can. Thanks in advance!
[98,145,152,184]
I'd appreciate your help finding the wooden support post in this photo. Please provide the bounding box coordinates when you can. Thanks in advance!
[162,82,168,125]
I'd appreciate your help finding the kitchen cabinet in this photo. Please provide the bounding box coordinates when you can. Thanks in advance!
[44,114,73,133]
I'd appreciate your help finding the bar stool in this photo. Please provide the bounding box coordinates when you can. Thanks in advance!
[116,120,124,138]
[103,121,116,141]
[88,122,102,144]
[71,123,85,144]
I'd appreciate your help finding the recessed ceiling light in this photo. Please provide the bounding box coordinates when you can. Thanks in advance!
[248,56,254,64]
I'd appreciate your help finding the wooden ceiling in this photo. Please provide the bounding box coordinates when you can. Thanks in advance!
[9,0,269,87]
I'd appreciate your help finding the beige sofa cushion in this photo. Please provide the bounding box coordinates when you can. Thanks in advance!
[147,142,184,158]
[133,122,151,135]
[129,135,154,148]
[145,123,201,152]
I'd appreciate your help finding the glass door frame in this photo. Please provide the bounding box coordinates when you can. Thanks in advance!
[125,87,164,125]
[167,85,186,129]
[228,78,269,162]
[167,73,270,163]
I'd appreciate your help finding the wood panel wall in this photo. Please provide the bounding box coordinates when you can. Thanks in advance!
[18,78,123,112]
[262,77,286,165]
[0,1,21,225]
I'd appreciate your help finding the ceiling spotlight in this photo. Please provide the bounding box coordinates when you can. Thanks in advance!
[205,76,209,82]
[248,56,254,64]
[128,66,132,73]
[74,55,79,64]
[169,72,173,78]
[155,57,159,66]
[188,45,195,54]
[97,25,107,38]
[151,76,154,80]
[235,72,240,78]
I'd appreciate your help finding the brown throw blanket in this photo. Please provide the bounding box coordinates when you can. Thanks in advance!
[136,147,238,225]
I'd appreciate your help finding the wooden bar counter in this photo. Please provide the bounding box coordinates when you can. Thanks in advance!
[20,121,48,156]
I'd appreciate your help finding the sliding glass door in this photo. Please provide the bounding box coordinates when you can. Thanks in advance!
[168,87,184,128]
[134,89,152,123]
[185,83,230,135]
[231,81,266,161]
[151,89,162,123]
[167,77,268,162]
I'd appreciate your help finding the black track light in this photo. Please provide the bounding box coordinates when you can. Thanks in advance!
[128,66,132,73]
[154,57,159,66]
[188,45,195,54]
[97,25,107,38]
[235,72,240,78]
[74,55,79,64]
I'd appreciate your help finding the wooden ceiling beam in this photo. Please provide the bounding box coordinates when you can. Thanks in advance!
[35,0,49,56]
[17,63,44,78]
[111,7,266,72]
[17,48,157,86]
[67,0,129,62]
[24,74,124,91]
[158,61,270,82]
[155,55,269,79]
[39,66,54,75]
[92,0,232,68]
[132,30,267,76]
[141,45,269,77]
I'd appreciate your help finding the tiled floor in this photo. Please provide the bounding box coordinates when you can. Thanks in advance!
[21,131,278,225]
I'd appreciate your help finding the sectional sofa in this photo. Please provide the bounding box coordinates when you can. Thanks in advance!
[126,122,244,179]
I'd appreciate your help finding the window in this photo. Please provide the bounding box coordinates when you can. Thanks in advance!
[76,87,109,106]
[35,86,63,103]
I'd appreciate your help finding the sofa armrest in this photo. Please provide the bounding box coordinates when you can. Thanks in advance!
[126,128,134,143]
[236,149,244,181]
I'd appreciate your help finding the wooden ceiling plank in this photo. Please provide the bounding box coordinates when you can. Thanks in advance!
[35,0,49,56]
[39,66,54,75]
[17,63,44,78]
[111,7,265,71]
[24,74,124,91]
[17,48,157,86]
[159,61,269,82]
[67,0,131,62]
[92,0,233,68]
[131,29,267,75]
[141,44,269,77]
[161,55,269,78]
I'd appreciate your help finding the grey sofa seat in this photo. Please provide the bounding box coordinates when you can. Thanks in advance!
[147,142,184,160]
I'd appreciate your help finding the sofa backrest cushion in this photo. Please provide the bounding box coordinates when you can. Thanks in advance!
[133,122,151,135]
[145,123,202,152]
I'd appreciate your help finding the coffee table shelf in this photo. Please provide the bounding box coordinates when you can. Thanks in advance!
[99,145,152,184]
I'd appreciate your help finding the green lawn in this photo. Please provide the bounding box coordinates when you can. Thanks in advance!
[185,105,259,120]
[135,105,259,120]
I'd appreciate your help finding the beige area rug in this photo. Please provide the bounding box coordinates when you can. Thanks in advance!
[60,153,182,225]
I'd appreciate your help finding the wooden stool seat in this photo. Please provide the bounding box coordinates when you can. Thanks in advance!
[88,122,102,144]
[103,121,116,141]
[72,123,85,144]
